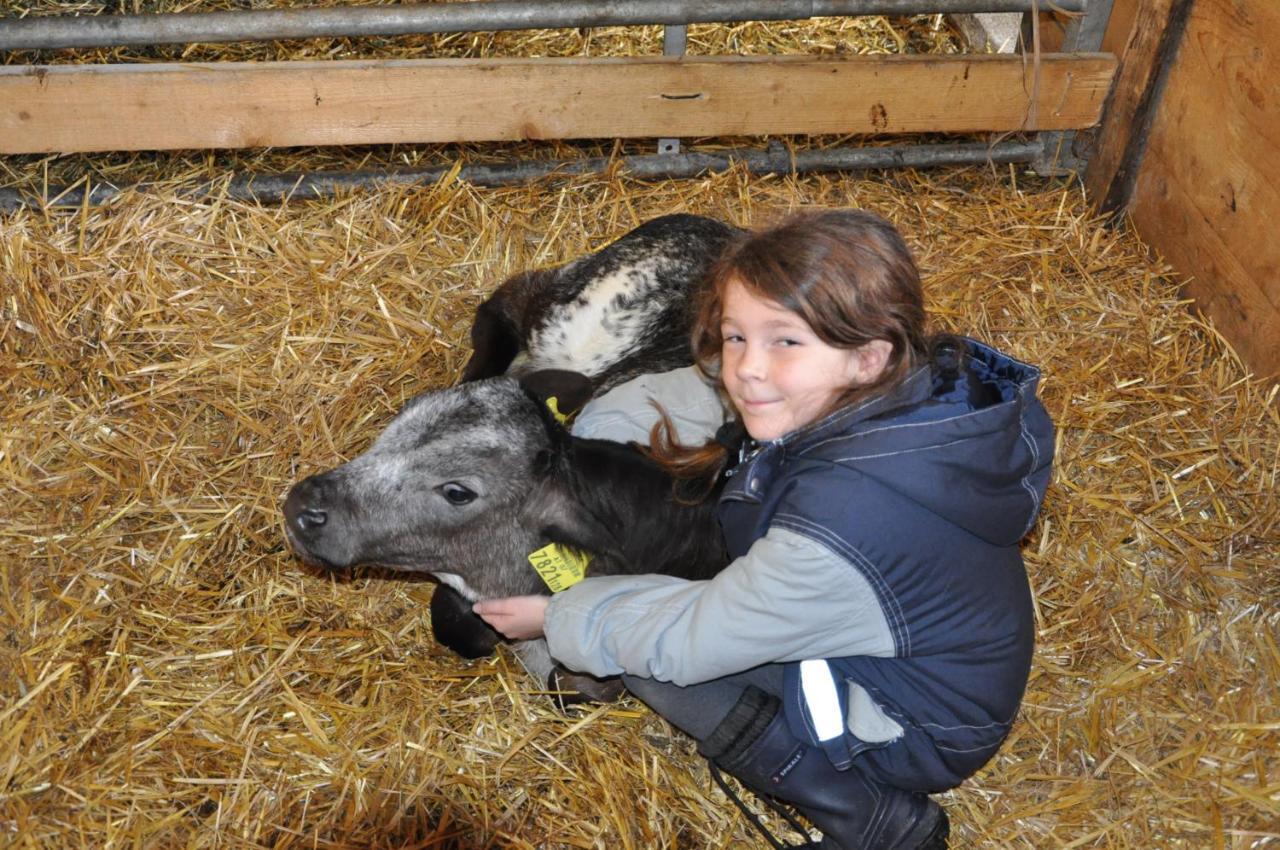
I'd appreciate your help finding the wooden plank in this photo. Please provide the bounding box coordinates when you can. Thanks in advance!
[1037,11,1070,52]
[1127,0,1280,377]
[1082,0,1189,212]
[1037,0,1135,55]
[0,54,1115,155]
[1101,0,1139,56]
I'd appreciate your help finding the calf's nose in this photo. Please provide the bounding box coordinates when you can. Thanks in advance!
[283,476,330,539]
[295,507,327,531]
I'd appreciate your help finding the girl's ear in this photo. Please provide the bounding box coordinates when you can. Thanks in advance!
[852,339,894,385]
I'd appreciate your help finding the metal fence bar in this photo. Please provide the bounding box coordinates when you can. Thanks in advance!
[0,140,1042,211]
[658,23,689,156]
[0,0,1088,51]
[1059,0,1114,52]
[0,0,1111,187]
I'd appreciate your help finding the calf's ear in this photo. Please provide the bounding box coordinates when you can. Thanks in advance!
[519,370,595,428]
[519,477,623,564]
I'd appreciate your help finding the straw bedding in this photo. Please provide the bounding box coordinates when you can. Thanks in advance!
[3,162,1276,849]
[2,9,1277,850]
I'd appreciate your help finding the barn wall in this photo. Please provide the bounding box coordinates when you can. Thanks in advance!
[1123,0,1279,378]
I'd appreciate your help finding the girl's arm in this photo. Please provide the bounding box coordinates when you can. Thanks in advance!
[541,526,896,686]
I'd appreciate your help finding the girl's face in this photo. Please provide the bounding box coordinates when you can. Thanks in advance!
[720,278,889,441]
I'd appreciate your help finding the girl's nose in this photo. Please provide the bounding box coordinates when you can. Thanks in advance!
[735,343,767,381]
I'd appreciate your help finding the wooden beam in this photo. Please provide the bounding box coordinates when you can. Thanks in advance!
[0,54,1115,155]
[1034,0,1135,55]
[1127,0,1280,378]
[1082,0,1190,213]
[1102,0,1140,56]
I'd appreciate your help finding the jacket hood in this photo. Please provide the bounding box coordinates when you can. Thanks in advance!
[784,338,1055,547]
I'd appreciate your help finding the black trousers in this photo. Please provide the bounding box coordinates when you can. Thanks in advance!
[620,665,786,741]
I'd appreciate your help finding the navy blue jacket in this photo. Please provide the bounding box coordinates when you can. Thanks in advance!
[717,338,1054,789]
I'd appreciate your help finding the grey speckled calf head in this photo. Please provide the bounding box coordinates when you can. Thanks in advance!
[282,375,595,601]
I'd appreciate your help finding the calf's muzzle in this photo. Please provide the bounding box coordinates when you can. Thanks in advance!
[282,474,346,567]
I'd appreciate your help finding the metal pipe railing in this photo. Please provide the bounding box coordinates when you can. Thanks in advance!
[0,140,1042,211]
[0,0,1088,52]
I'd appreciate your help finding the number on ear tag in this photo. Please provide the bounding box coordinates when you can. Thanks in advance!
[528,543,591,592]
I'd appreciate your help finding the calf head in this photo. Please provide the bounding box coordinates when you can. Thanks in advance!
[282,372,608,602]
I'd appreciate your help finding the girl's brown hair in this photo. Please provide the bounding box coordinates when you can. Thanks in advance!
[647,209,929,492]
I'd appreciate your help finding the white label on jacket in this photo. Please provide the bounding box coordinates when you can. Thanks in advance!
[800,659,845,742]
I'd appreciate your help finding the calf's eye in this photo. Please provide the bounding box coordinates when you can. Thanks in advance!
[439,482,478,506]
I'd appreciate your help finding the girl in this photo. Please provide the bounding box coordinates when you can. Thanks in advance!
[475,210,1055,850]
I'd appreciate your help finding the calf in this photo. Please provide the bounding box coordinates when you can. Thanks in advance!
[283,372,727,701]
[284,214,738,700]
[460,213,740,390]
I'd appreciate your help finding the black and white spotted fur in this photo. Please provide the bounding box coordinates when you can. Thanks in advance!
[461,213,740,391]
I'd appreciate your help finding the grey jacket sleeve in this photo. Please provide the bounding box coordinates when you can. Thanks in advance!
[571,365,727,446]
[543,526,895,686]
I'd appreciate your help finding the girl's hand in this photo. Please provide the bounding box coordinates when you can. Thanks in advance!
[473,595,550,641]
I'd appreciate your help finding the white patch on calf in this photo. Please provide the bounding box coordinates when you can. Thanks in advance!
[433,572,481,601]
[521,260,663,376]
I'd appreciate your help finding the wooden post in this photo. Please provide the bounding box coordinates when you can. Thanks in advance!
[1082,0,1192,213]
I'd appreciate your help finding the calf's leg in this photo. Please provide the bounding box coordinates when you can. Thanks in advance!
[430,584,502,659]
[511,639,626,707]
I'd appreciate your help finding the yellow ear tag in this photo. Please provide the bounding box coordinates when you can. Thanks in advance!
[545,396,571,426]
[528,543,591,593]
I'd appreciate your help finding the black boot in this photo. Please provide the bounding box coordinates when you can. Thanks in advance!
[699,687,948,850]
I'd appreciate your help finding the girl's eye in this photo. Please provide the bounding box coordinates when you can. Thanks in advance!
[777,337,802,347]
[440,482,478,505]
[723,333,745,343]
